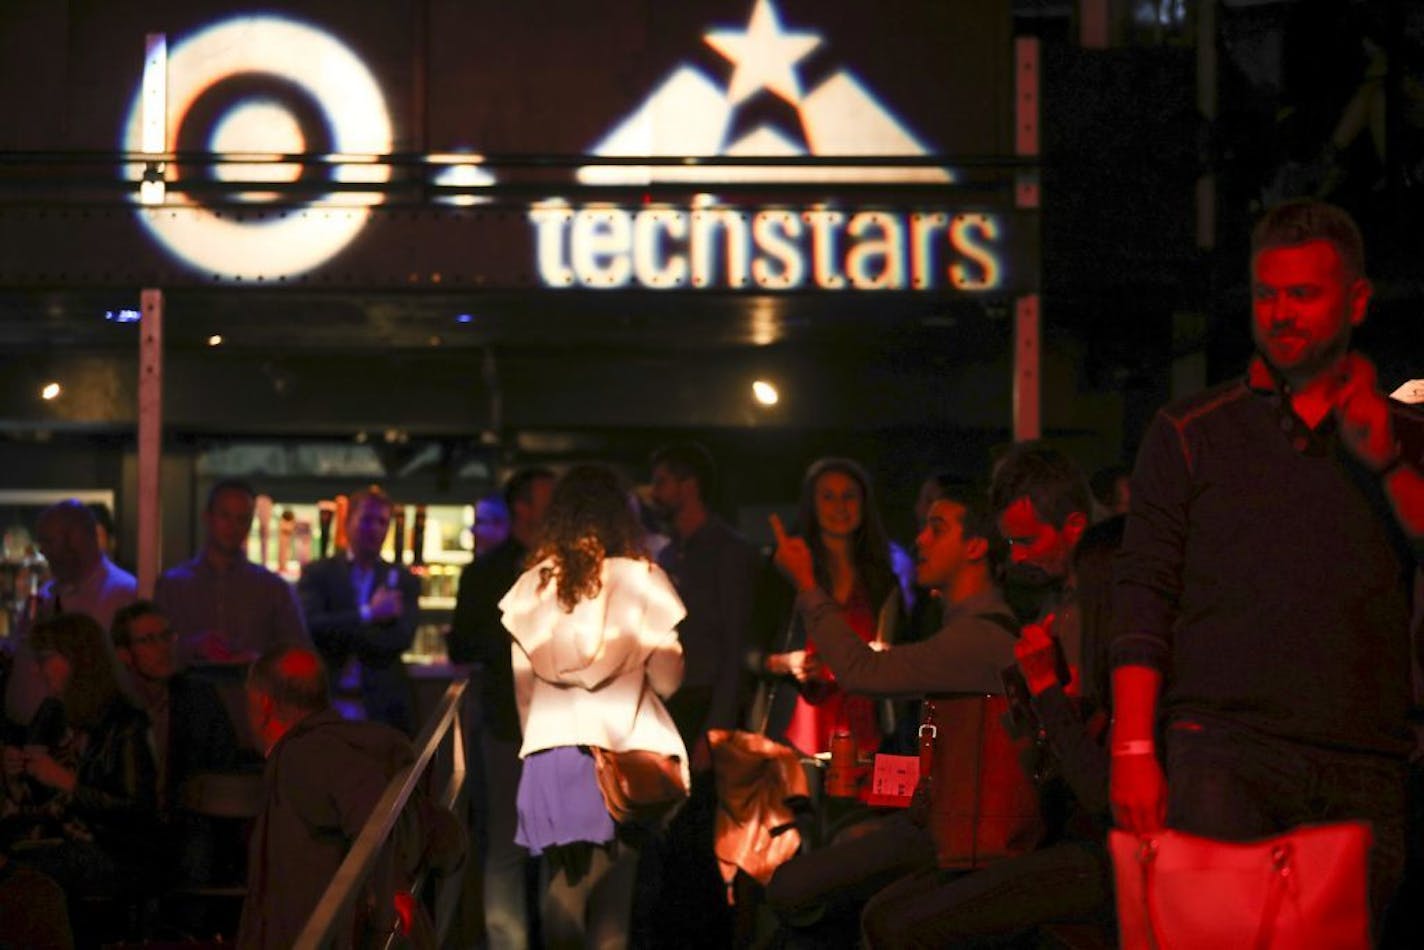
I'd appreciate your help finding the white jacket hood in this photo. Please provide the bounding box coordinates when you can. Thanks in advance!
[500,556,685,690]
[500,556,689,771]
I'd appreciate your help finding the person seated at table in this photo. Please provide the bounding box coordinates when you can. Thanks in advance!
[112,600,240,891]
[761,490,1020,930]
[1,613,160,915]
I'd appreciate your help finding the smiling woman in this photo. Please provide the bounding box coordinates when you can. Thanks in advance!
[759,456,900,760]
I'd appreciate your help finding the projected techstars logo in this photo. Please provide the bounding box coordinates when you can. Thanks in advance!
[530,0,1003,292]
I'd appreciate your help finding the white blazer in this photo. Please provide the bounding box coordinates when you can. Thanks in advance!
[501,556,689,786]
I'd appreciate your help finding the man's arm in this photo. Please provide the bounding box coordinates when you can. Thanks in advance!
[772,514,1012,696]
[1336,353,1424,543]
[1016,616,1108,813]
[1381,459,1424,544]
[797,588,1012,696]
[349,570,420,662]
[1109,411,1193,831]
[1109,665,1166,832]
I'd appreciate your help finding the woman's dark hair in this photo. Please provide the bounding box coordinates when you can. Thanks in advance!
[532,463,646,612]
[796,457,896,609]
[29,612,125,731]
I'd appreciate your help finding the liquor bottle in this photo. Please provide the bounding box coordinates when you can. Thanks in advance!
[391,506,407,565]
[255,495,274,568]
[293,519,313,566]
[317,500,335,560]
[333,495,350,553]
[411,505,427,567]
[277,510,295,572]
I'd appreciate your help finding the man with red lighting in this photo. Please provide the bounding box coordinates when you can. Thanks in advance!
[238,647,414,948]
[1110,199,1424,925]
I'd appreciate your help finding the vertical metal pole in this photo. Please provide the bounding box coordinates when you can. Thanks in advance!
[137,290,164,597]
[1013,296,1042,442]
[136,33,168,595]
[140,33,167,205]
[1014,36,1042,442]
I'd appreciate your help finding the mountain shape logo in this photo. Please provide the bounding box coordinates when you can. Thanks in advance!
[576,0,954,186]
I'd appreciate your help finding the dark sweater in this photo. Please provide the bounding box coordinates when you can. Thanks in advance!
[1110,358,1423,756]
[448,537,528,743]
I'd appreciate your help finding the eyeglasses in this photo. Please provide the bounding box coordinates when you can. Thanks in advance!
[129,628,176,648]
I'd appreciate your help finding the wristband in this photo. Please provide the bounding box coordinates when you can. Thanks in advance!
[1111,740,1155,758]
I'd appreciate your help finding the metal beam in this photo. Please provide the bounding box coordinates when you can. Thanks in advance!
[137,288,163,595]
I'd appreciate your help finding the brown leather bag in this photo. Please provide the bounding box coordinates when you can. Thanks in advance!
[590,747,687,825]
[911,694,1045,870]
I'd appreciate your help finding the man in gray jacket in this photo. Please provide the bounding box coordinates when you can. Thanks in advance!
[764,490,1018,921]
[237,648,414,949]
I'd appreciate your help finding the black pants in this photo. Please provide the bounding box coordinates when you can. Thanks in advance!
[860,839,1111,948]
[766,812,937,917]
[1165,717,1407,935]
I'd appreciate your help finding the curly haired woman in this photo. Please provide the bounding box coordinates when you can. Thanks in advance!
[499,463,687,949]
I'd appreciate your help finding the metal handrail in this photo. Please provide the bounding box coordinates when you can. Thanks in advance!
[294,677,468,950]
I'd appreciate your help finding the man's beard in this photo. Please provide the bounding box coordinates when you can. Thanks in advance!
[1005,562,1057,590]
[1002,563,1063,622]
[1257,324,1351,388]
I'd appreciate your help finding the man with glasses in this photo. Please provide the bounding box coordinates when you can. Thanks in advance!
[113,600,241,898]
[112,601,238,807]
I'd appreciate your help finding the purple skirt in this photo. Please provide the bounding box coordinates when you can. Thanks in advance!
[515,746,615,856]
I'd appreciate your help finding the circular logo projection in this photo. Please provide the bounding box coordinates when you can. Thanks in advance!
[122,16,393,279]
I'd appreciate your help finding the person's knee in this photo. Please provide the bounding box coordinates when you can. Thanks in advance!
[764,857,811,914]
[861,890,908,950]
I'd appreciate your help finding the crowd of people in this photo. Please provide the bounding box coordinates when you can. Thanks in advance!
[0,196,1420,948]
[0,483,430,947]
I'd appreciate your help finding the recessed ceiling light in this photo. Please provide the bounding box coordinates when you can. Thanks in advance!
[41,382,61,401]
[207,334,224,346]
[752,379,779,406]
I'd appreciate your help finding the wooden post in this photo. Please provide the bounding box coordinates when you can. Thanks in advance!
[1014,36,1041,442]
[137,289,163,596]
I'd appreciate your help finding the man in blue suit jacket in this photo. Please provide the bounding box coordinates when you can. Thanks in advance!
[298,487,421,735]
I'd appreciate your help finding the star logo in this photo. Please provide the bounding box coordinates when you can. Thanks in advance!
[575,0,952,186]
[705,0,822,107]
